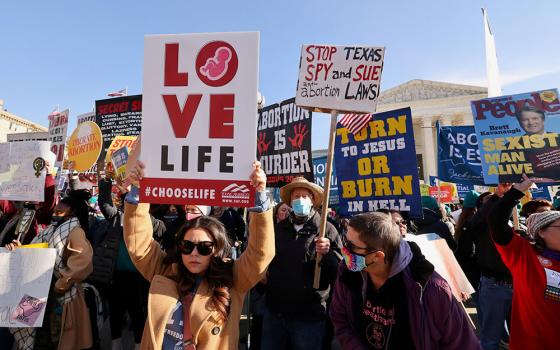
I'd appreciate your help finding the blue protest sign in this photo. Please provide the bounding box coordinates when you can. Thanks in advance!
[334,107,422,218]
[530,184,551,201]
[313,156,339,206]
[437,124,485,185]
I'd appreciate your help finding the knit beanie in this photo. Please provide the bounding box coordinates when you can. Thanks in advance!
[526,210,560,238]
[463,190,480,209]
[421,196,439,211]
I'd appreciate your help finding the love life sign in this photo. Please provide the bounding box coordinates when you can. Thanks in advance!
[140,32,259,206]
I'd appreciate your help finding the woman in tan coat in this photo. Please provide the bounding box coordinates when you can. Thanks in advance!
[124,160,274,350]
[7,189,94,350]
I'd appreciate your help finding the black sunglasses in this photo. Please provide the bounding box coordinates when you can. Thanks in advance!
[341,235,379,256]
[177,240,215,256]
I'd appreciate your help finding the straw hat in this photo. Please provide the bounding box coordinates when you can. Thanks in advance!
[280,177,324,208]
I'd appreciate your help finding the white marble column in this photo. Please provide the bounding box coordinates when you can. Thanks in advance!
[420,117,437,181]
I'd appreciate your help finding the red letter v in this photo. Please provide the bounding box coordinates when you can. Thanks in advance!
[162,94,202,138]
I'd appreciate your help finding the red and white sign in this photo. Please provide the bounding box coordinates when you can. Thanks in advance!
[48,109,69,167]
[296,45,385,114]
[428,185,454,203]
[140,32,259,206]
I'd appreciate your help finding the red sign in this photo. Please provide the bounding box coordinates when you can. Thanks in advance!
[428,185,454,203]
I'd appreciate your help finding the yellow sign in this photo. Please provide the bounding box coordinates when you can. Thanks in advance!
[105,136,137,162]
[67,121,103,172]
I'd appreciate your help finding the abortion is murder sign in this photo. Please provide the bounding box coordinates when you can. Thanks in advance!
[140,32,259,206]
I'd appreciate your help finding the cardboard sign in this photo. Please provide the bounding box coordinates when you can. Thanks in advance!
[296,45,385,113]
[48,109,69,167]
[67,122,103,172]
[140,32,259,206]
[104,136,137,163]
[76,112,95,125]
[405,233,475,300]
[96,95,142,160]
[0,247,56,327]
[437,124,484,185]
[471,89,560,184]
[334,108,422,217]
[257,98,312,187]
[0,141,51,202]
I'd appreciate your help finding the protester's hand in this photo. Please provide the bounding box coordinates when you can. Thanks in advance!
[250,161,266,192]
[124,136,141,187]
[513,174,533,193]
[45,160,53,176]
[105,162,115,180]
[315,237,330,255]
[128,160,145,188]
[67,160,75,174]
[5,240,22,251]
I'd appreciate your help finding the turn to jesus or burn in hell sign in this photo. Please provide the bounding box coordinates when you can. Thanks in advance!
[140,32,259,206]
[334,107,422,218]
[296,45,385,113]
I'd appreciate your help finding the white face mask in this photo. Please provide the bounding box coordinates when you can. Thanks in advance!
[292,197,312,217]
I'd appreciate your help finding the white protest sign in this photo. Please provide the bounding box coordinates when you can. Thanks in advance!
[296,45,385,114]
[141,32,259,207]
[0,248,56,327]
[48,109,69,167]
[0,141,52,202]
[77,111,95,125]
[405,233,475,300]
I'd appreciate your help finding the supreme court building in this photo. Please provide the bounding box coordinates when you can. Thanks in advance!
[375,79,487,182]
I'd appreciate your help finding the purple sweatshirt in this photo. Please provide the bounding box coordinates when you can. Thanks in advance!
[330,240,481,350]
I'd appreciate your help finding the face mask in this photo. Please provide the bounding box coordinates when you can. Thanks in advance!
[292,198,312,217]
[51,216,67,227]
[341,245,380,272]
[163,214,179,223]
[186,213,202,221]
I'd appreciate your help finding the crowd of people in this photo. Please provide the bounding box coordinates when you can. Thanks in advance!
[1,155,560,350]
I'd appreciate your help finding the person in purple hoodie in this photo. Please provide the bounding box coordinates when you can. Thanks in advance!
[330,212,481,350]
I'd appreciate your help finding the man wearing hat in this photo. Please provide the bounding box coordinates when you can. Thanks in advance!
[262,177,342,350]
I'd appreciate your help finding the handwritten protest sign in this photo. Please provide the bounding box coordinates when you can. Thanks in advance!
[140,32,259,206]
[0,247,56,327]
[296,45,385,113]
[96,95,142,160]
[76,112,95,125]
[471,89,560,184]
[405,233,475,300]
[48,109,69,167]
[104,136,137,163]
[67,122,103,172]
[0,141,51,202]
[334,107,422,217]
[437,124,484,185]
[313,156,338,205]
[257,98,312,187]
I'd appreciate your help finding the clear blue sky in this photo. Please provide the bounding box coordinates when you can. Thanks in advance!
[1,0,559,150]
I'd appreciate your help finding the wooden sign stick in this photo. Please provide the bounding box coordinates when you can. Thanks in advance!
[313,110,338,289]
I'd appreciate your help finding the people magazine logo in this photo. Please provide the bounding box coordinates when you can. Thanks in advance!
[221,183,250,204]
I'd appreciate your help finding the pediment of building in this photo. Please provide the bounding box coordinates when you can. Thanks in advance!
[378,79,487,105]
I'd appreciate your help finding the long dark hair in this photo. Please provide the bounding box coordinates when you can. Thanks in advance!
[60,190,91,236]
[174,216,233,323]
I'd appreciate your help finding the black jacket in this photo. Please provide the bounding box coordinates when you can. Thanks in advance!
[265,211,342,321]
[413,208,457,251]
[460,195,512,282]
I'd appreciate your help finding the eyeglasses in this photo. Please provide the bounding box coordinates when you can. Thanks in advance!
[341,235,379,256]
[177,240,215,256]
[394,220,407,226]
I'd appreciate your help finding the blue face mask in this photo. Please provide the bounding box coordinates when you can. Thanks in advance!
[292,198,312,217]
